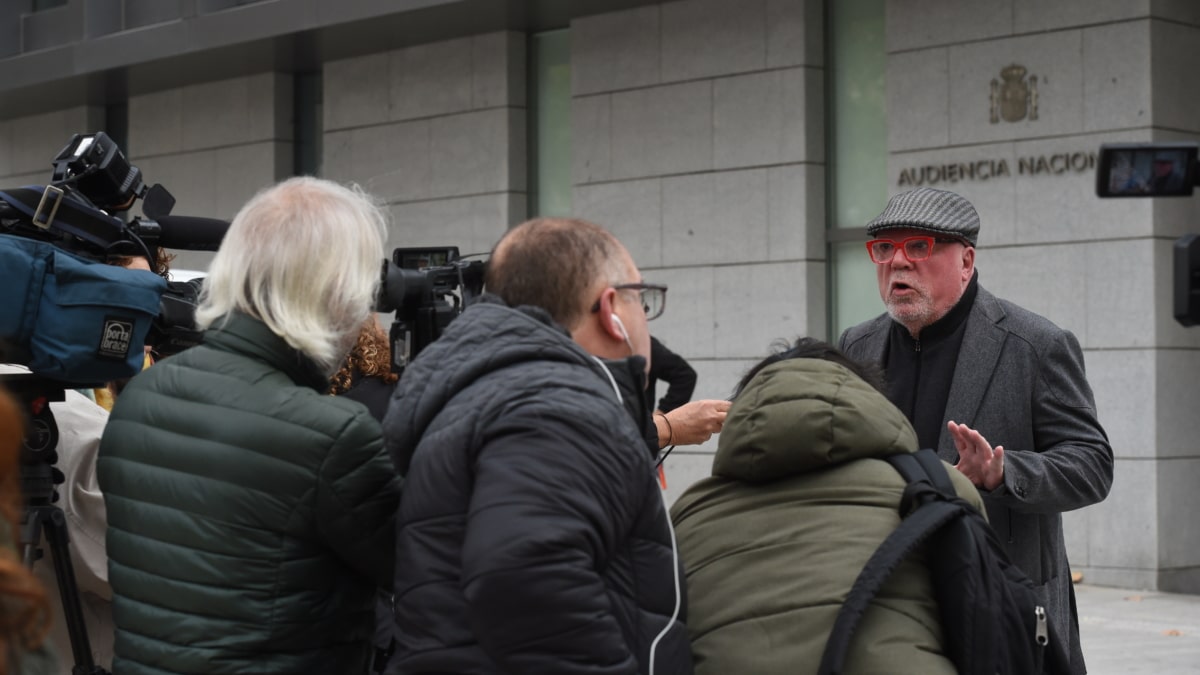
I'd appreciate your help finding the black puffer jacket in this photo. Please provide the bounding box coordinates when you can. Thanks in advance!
[98,313,401,674]
[383,296,692,675]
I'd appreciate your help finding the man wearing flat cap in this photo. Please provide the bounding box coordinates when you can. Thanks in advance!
[839,187,1113,674]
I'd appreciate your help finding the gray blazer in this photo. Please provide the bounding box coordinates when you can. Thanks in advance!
[840,285,1113,674]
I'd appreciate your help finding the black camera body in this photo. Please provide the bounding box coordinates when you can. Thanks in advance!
[5,133,224,265]
[0,133,224,381]
[377,247,485,373]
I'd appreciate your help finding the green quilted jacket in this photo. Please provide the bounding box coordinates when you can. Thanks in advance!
[97,313,400,675]
[670,358,985,675]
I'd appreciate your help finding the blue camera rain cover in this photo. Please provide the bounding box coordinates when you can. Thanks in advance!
[0,234,166,384]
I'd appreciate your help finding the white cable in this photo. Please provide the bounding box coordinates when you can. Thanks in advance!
[589,354,680,675]
[648,489,682,675]
[590,355,623,404]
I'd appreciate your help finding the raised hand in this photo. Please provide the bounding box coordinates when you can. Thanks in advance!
[949,420,1005,491]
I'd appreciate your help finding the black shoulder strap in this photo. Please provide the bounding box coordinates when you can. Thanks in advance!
[817,451,966,675]
[890,447,956,495]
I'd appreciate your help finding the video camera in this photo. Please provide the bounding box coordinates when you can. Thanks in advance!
[1096,141,1200,327]
[0,133,229,675]
[0,132,227,383]
[377,247,485,374]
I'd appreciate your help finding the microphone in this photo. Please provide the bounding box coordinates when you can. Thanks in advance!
[131,215,229,251]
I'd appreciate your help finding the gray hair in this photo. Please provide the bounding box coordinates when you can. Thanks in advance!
[195,177,387,373]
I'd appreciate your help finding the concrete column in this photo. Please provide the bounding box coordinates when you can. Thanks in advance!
[322,31,528,261]
[569,0,827,503]
[126,72,294,272]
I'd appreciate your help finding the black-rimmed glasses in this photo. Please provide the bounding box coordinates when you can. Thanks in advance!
[591,283,668,320]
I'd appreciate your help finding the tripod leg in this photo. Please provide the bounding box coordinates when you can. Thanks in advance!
[22,504,109,675]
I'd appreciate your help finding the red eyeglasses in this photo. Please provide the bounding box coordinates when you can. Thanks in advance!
[865,236,965,264]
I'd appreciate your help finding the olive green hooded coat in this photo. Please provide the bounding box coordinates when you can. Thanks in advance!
[670,358,985,675]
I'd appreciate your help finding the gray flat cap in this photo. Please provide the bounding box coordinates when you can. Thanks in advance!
[865,187,980,246]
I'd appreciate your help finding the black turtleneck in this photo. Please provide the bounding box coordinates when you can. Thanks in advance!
[883,271,979,452]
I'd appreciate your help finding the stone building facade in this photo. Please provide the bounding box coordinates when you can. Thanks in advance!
[1,0,1197,592]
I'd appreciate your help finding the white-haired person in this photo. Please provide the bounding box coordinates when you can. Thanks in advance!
[97,177,402,674]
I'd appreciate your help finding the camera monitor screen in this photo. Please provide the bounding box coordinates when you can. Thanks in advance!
[1097,143,1197,197]
[394,247,460,270]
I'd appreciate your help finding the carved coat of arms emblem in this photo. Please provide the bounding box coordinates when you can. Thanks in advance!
[990,64,1039,123]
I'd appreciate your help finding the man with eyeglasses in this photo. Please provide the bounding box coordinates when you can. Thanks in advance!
[838,187,1112,675]
[382,217,693,675]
